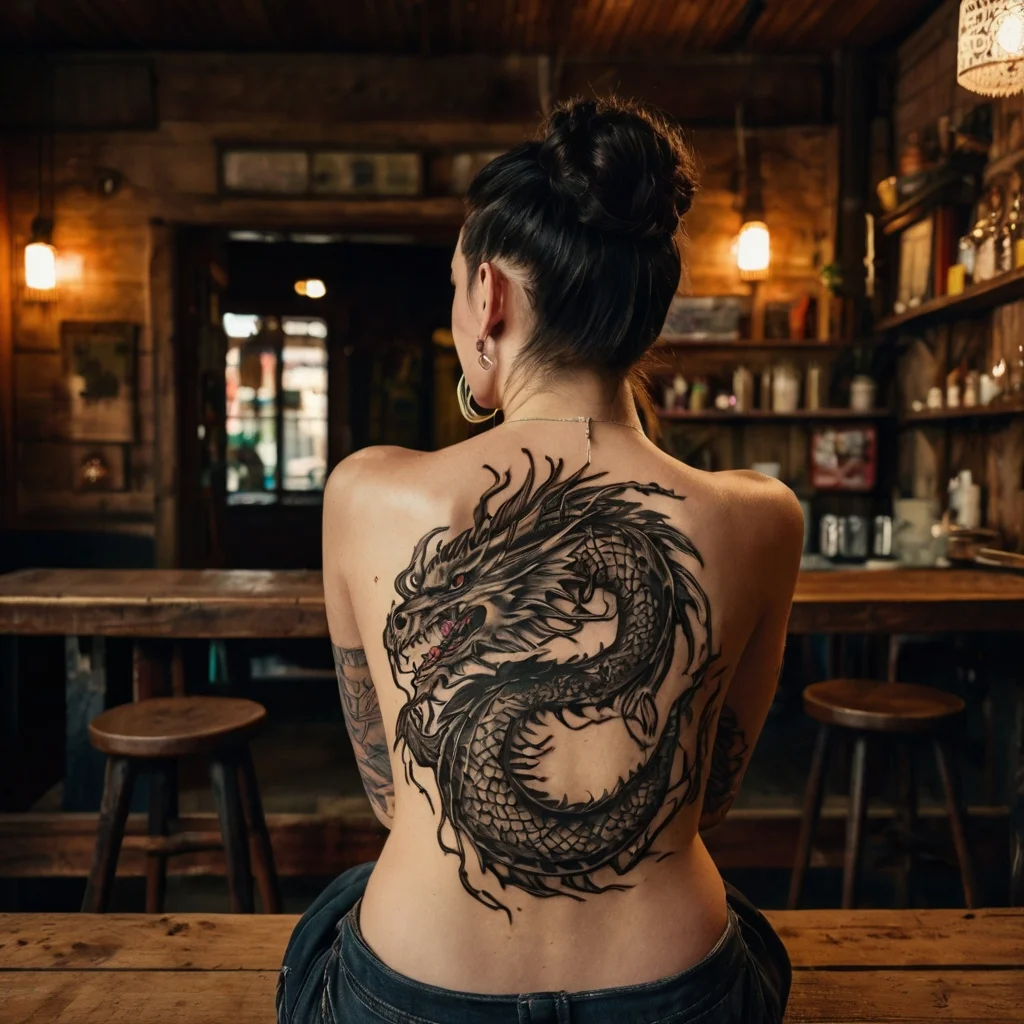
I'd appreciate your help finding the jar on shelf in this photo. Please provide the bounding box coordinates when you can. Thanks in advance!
[772,363,800,413]
[850,375,876,411]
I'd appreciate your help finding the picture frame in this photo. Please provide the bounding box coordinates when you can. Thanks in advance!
[810,426,877,492]
[660,296,747,341]
[220,146,423,198]
[61,321,137,443]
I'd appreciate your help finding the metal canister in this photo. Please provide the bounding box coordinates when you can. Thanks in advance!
[873,515,893,557]
[819,514,840,558]
[839,515,869,560]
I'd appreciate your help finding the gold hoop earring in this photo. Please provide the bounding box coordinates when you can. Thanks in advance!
[457,374,496,424]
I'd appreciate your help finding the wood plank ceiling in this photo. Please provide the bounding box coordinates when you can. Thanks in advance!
[0,0,940,54]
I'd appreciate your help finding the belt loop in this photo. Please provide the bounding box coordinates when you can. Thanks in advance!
[515,993,572,1024]
[516,996,532,1024]
[556,991,571,1024]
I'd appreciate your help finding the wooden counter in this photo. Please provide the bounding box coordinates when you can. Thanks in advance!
[0,567,1022,899]
[1,566,1022,637]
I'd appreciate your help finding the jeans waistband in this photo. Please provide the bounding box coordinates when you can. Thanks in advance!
[336,901,745,1024]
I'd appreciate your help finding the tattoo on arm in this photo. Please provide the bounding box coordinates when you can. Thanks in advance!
[700,703,749,827]
[333,644,394,819]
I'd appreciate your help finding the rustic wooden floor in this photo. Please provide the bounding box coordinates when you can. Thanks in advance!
[0,909,1021,1022]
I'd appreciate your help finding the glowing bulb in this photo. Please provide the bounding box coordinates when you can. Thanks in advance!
[25,241,56,291]
[737,220,770,280]
[294,278,326,299]
[996,8,1024,53]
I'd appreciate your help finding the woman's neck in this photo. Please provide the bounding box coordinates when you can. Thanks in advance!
[501,371,641,428]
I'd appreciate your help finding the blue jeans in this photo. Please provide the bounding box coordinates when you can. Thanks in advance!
[278,863,791,1024]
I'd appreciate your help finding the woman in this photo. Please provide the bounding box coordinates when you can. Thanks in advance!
[279,96,802,1024]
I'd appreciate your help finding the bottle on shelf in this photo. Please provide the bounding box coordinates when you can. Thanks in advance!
[999,171,1023,273]
[732,365,754,412]
[772,363,800,413]
[805,362,822,410]
[973,186,1003,283]
[759,368,772,411]
[690,378,708,413]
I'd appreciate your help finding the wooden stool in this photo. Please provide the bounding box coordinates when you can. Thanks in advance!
[787,679,976,911]
[82,696,281,915]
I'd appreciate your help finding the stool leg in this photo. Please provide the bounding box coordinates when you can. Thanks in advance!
[933,738,978,909]
[210,751,254,913]
[82,757,137,913]
[237,745,281,913]
[842,734,869,910]
[894,741,917,909]
[788,725,832,910]
[145,761,176,914]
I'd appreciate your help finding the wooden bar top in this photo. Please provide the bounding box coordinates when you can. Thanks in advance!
[1,909,1022,1023]
[0,567,1022,638]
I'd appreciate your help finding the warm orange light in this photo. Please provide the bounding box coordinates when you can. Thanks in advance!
[737,220,770,280]
[294,278,326,298]
[25,240,57,291]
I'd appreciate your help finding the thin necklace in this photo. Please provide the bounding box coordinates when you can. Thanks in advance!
[502,415,643,465]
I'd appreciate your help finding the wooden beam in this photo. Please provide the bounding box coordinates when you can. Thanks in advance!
[0,142,13,533]
[148,221,177,569]
[560,55,832,127]
[0,806,1007,879]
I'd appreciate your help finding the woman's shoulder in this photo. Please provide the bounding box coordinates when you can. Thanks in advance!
[706,468,805,563]
[323,441,485,531]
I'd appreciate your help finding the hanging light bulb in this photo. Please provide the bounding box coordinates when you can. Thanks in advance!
[24,216,56,294]
[737,220,770,281]
[958,0,1024,97]
[294,278,326,298]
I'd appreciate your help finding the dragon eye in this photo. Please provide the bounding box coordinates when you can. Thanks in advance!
[450,573,466,589]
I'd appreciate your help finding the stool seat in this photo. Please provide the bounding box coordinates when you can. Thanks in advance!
[803,679,964,734]
[88,696,266,758]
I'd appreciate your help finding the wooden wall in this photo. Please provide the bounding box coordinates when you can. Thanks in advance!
[894,0,1024,550]
[1,53,835,545]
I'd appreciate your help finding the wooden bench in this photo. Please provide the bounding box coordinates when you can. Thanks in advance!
[1,910,1021,1022]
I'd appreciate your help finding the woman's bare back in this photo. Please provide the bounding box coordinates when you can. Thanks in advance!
[323,422,803,994]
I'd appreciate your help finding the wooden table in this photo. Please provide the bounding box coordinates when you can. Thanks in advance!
[1,567,1022,893]
[1,909,1022,1022]
[1,566,1023,638]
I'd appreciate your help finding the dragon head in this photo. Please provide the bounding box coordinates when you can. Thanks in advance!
[384,454,608,729]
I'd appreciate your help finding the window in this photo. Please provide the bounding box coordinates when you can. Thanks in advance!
[224,313,328,504]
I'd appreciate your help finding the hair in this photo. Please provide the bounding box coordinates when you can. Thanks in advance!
[461,96,697,383]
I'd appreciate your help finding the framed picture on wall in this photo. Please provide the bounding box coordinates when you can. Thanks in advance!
[220,146,423,197]
[61,321,137,443]
[810,426,877,492]
[222,149,310,195]
[311,151,422,196]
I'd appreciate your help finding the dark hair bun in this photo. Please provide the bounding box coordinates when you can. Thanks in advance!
[538,97,697,241]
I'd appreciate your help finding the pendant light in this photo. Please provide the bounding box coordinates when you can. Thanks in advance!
[24,217,56,293]
[735,105,770,281]
[958,0,1024,97]
[25,83,57,300]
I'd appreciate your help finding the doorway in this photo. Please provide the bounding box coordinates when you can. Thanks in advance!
[174,228,457,569]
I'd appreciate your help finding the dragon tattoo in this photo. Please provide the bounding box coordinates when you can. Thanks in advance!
[384,450,721,916]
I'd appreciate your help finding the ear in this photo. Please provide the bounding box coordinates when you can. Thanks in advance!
[475,261,507,341]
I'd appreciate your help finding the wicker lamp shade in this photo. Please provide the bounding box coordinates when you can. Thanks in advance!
[958,0,1024,97]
